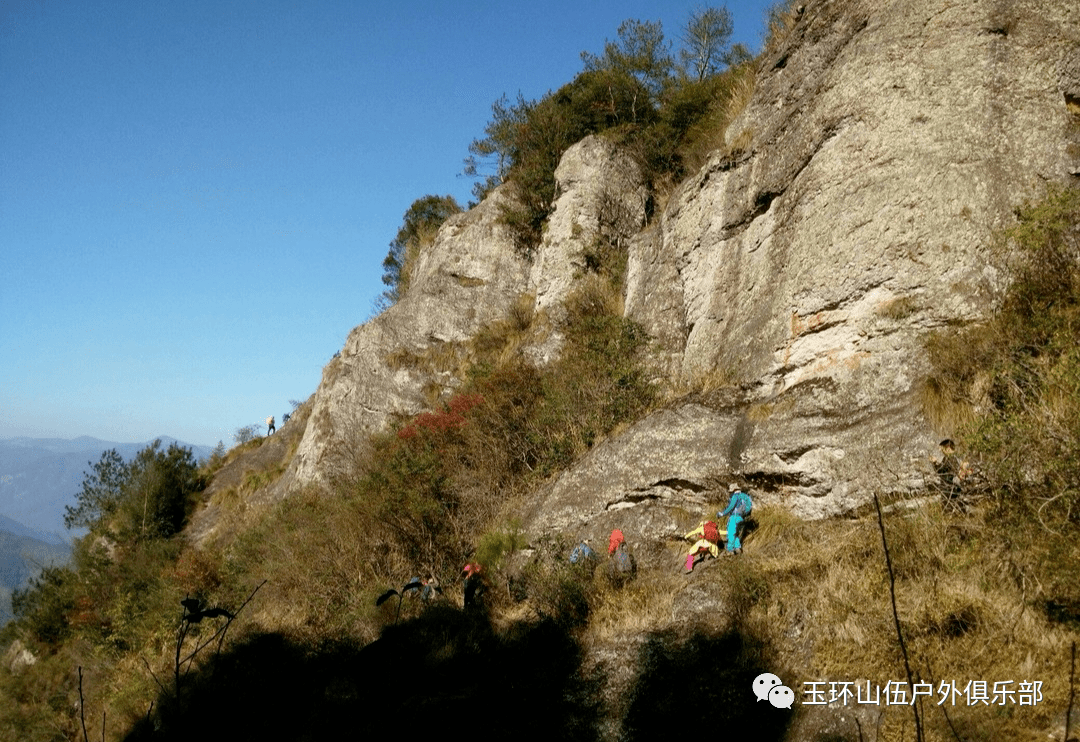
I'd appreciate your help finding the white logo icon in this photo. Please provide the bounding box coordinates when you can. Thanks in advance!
[752,672,783,702]
[769,685,795,709]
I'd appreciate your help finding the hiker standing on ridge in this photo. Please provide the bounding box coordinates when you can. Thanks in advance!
[683,519,721,573]
[266,415,275,435]
[719,484,752,556]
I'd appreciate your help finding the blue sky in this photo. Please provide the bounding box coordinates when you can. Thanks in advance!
[1,0,774,448]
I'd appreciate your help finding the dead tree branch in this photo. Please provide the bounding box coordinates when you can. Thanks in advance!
[874,493,923,742]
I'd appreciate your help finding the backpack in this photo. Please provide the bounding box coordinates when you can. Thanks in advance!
[702,521,720,543]
[736,492,752,517]
[614,544,635,574]
[570,541,596,564]
[728,491,751,517]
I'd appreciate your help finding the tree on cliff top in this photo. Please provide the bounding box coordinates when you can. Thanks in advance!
[581,18,675,100]
[379,194,462,307]
[680,6,742,81]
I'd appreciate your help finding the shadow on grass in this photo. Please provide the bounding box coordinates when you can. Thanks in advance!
[621,627,794,742]
[123,605,601,741]
[123,607,793,741]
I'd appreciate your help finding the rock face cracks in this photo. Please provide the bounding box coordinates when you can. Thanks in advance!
[277,0,1079,544]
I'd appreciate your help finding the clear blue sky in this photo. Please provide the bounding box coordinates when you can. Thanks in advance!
[1,0,774,448]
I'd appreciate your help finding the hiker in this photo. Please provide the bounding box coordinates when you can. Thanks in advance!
[606,529,636,587]
[569,539,597,570]
[718,484,753,555]
[420,575,441,602]
[266,415,275,435]
[608,528,626,557]
[462,561,484,610]
[934,439,972,508]
[683,519,721,573]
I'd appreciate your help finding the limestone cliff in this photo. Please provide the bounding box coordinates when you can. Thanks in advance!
[280,0,1079,540]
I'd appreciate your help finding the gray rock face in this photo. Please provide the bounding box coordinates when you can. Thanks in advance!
[604,0,1080,536]
[530,135,649,314]
[287,0,1079,540]
[288,185,530,485]
[287,136,646,487]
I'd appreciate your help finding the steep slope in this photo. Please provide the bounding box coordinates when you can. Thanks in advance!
[279,0,1078,536]
[283,185,532,490]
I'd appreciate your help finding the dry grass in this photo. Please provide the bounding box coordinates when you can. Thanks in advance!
[730,504,1071,739]
[662,364,742,409]
[763,0,803,57]
[674,65,757,175]
[877,295,919,321]
[725,127,754,158]
[384,340,469,377]
[919,376,979,437]
[585,570,684,644]
[469,292,547,370]
[532,501,1075,741]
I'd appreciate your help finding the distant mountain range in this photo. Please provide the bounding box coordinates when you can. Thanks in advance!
[0,436,214,625]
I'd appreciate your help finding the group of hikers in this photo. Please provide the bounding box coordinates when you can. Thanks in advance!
[571,482,754,580]
[568,526,639,585]
[683,483,752,572]
[379,484,756,618]
[380,438,981,617]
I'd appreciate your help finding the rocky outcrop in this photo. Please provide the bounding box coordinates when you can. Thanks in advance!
[284,0,1079,540]
[530,136,649,314]
[3,639,36,673]
[284,185,529,486]
[285,136,647,487]
[536,0,1080,538]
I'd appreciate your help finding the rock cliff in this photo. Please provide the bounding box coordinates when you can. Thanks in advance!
[280,0,1079,543]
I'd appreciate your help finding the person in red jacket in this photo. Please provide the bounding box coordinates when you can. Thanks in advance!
[608,528,625,556]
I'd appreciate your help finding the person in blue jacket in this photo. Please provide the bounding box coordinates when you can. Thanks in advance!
[718,484,752,555]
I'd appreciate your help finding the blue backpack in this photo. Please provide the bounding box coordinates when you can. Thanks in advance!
[732,491,752,517]
[570,541,596,564]
[720,491,752,520]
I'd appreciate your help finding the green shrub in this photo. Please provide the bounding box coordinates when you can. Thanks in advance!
[11,565,77,646]
[467,16,759,251]
[233,424,261,445]
[517,534,594,628]
[379,194,462,306]
[923,183,1080,628]
[475,520,526,571]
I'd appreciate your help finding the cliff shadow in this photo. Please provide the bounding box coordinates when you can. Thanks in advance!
[124,605,602,741]
[620,625,795,741]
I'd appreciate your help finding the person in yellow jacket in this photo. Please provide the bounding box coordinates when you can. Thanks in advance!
[683,519,721,573]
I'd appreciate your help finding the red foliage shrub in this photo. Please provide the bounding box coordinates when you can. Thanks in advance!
[397,393,485,440]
